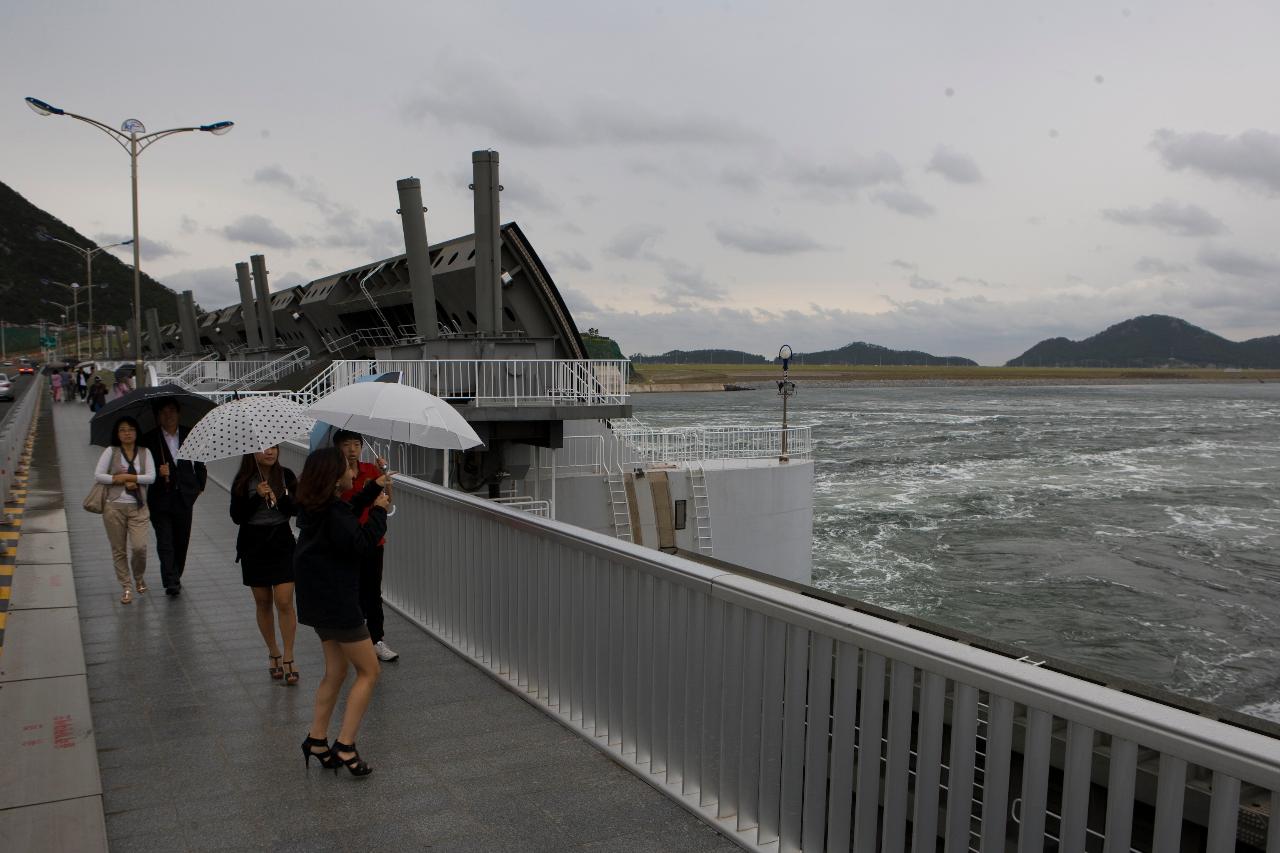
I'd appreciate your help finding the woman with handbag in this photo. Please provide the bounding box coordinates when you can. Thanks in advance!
[229,446,301,684]
[92,416,156,604]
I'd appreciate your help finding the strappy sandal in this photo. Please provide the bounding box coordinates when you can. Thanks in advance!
[268,654,284,680]
[300,734,340,770]
[283,660,299,686]
[331,740,373,777]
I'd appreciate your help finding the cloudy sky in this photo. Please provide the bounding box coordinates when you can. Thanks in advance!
[4,0,1279,363]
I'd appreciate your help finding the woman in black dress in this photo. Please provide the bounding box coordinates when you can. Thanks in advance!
[229,445,300,685]
[295,447,389,777]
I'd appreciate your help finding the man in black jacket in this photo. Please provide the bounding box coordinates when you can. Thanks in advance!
[143,399,207,595]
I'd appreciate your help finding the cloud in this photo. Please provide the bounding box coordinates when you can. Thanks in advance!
[954,276,995,288]
[890,259,916,270]
[908,274,947,291]
[1101,199,1226,237]
[605,224,663,259]
[873,188,936,217]
[713,224,827,255]
[95,233,182,261]
[160,266,240,308]
[926,146,983,183]
[657,259,726,303]
[248,165,402,258]
[221,214,298,249]
[402,72,762,148]
[783,152,903,197]
[559,287,600,315]
[1197,246,1280,279]
[1134,256,1188,275]
[178,216,199,234]
[1152,128,1280,195]
[497,175,560,214]
[252,164,297,191]
[551,250,593,273]
[719,167,761,192]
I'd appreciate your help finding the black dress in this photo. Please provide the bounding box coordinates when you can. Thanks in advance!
[295,482,387,632]
[229,468,298,588]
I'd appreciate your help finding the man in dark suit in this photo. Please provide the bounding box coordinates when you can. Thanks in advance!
[143,399,207,596]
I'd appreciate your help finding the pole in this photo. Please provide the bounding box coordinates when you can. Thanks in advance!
[85,247,94,358]
[73,285,81,361]
[130,132,144,385]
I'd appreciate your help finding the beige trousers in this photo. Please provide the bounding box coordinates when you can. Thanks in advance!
[103,501,150,588]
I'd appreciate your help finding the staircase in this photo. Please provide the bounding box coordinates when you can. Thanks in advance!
[216,347,310,393]
[605,469,633,542]
[690,464,714,557]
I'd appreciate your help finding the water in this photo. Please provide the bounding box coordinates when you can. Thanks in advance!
[632,383,1280,720]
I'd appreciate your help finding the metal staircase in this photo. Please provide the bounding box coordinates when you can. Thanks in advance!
[605,469,633,542]
[216,347,309,392]
[690,464,714,556]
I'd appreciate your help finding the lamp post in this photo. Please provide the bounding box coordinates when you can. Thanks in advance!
[777,344,795,463]
[42,282,82,360]
[43,301,73,360]
[37,229,130,359]
[25,96,233,385]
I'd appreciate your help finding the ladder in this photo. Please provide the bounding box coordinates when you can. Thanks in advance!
[690,464,714,556]
[605,469,633,542]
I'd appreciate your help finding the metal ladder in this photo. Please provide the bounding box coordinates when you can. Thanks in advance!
[690,464,714,556]
[605,469,633,542]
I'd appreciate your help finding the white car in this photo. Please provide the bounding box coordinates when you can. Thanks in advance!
[0,374,13,402]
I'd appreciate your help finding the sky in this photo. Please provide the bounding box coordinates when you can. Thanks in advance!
[4,0,1279,364]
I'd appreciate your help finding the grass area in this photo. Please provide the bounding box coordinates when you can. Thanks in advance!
[629,363,1280,385]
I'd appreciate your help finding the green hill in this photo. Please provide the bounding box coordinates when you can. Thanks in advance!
[0,178,185,329]
[631,348,769,364]
[798,340,977,366]
[581,330,624,359]
[1007,315,1280,368]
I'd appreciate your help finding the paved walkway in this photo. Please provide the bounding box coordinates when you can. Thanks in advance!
[48,401,738,852]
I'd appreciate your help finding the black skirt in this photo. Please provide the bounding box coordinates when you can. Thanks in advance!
[237,523,296,588]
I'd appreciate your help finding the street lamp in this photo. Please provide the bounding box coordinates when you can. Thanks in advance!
[42,300,74,359]
[37,228,130,358]
[42,281,82,360]
[25,96,233,385]
[777,345,796,463]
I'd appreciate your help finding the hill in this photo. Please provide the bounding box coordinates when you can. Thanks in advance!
[631,349,769,364]
[797,340,977,366]
[1007,315,1280,368]
[581,330,624,359]
[0,179,185,329]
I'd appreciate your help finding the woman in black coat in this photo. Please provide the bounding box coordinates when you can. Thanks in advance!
[229,446,299,684]
[295,446,389,777]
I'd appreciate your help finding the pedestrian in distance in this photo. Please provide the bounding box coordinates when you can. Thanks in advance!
[50,370,62,402]
[229,446,301,684]
[333,429,399,662]
[77,368,88,400]
[87,376,108,413]
[142,398,207,596]
[295,447,390,778]
[61,368,74,403]
[94,416,156,604]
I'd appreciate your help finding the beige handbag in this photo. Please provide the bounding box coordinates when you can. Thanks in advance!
[83,449,117,514]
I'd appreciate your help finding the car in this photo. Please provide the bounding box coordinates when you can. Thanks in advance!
[0,375,13,402]
[18,365,34,375]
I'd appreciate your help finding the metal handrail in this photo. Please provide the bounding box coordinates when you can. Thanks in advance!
[359,359,630,405]
[273,437,1279,853]
[216,346,309,392]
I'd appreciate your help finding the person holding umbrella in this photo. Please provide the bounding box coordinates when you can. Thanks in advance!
[142,399,208,596]
[295,446,389,777]
[93,416,157,604]
[230,445,300,684]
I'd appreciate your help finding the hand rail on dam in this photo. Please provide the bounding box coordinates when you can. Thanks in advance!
[274,439,1280,852]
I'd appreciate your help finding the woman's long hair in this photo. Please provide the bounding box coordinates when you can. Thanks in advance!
[110,416,142,449]
[232,451,286,498]
[295,447,346,514]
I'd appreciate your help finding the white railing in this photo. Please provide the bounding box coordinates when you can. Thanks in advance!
[616,424,813,463]
[216,347,310,392]
[270,450,1279,853]
[346,359,629,406]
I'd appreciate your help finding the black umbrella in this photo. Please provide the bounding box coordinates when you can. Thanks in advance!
[89,384,216,447]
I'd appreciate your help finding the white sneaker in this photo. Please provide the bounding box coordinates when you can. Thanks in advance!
[374,640,399,662]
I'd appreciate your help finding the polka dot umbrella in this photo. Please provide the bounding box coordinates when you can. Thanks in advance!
[175,395,316,462]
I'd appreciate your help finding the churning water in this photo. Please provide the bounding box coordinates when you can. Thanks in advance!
[632,382,1280,721]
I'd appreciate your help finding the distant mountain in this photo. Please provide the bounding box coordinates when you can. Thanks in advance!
[0,179,185,328]
[631,349,770,364]
[1007,315,1280,368]
[797,341,977,366]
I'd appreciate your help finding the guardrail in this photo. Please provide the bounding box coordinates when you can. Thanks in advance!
[616,424,813,463]
[275,438,1280,852]
[216,347,310,392]
[359,359,629,406]
[0,379,42,510]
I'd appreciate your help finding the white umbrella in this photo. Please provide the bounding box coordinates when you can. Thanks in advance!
[177,396,316,462]
[307,382,483,450]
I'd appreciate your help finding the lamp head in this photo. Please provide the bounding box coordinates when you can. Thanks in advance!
[199,121,234,136]
[778,345,793,360]
[24,97,63,116]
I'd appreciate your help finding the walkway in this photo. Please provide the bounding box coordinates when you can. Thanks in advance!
[46,401,738,851]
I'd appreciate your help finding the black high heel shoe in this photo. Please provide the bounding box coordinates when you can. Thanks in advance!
[331,740,373,777]
[301,735,340,770]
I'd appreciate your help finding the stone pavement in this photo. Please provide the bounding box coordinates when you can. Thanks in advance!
[44,400,739,852]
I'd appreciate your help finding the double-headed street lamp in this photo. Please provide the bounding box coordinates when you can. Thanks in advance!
[42,299,74,359]
[37,228,131,359]
[42,281,82,360]
[24,96,233,384]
